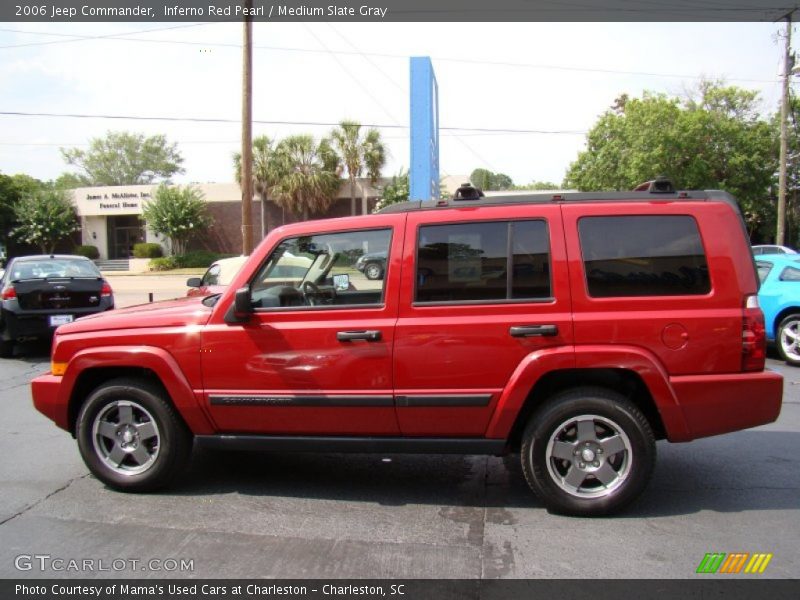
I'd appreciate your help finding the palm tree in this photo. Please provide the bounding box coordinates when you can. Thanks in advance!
[331,120,387,215]
[274,135,341,221]
[233,135,283,240]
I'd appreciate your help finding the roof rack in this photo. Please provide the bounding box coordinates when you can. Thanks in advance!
[378,177,738,214]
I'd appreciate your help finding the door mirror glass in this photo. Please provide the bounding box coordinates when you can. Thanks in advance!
[186,277,202,288]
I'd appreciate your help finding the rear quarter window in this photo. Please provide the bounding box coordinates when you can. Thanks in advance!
[578,215,710,297]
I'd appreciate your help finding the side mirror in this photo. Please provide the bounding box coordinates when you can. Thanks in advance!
[224,286,253,324]
[186,277,202,288]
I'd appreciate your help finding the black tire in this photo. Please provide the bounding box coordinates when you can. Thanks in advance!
[76,377,192,492]
[775,314,800,366]
[364,262,383,280]
[0,336,13,358]
[520,387,655,516]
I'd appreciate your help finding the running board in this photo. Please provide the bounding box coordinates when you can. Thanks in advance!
[195,435,508,455]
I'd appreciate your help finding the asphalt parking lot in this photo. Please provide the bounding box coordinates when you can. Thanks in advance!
[0,280,798,580]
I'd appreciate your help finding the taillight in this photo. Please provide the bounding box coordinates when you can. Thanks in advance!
[742,295,766,372]
[101,282,112,297]
[1,285,16,300]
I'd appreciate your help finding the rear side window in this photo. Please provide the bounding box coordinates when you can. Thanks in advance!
[416,220,551,303]
[780,266,800,282]
[578,215,710,297]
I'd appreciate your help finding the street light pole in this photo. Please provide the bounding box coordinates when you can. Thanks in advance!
[778,14,793,246]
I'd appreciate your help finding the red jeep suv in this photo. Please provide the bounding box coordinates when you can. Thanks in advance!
[31,181,783,515]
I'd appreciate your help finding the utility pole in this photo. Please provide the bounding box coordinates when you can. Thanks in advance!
[240,0,254,255]
[778,13,794,246]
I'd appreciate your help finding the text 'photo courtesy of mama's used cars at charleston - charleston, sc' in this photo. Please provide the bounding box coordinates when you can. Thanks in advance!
[30,180,782,516]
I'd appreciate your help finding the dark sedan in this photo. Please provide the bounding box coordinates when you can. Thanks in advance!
[355,250,387,280]
[0,255,114,357]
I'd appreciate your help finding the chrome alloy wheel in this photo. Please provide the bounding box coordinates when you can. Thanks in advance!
[779,318,800,362]
[92,400,161,476]
[545,414,633,499]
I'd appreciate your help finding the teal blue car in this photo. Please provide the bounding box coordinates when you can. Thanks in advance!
[756,254,800,365]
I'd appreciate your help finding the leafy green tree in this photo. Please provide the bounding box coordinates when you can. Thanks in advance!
[274,135,341,221]
[564,84,777,236]
[374,168,409,213]
[469,168,514,190]
[513,181,562,190]
[234,135,283,240]
[331,121,386,215]
[61,131,184,186]
[142,184,211,255]
[12,189,79,253]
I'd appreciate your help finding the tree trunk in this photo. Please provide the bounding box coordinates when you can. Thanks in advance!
[350,177,356,215]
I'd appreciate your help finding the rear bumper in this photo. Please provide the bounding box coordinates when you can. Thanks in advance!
[670,370,783,441]
[31,374,70,432]
[3,307,110,341]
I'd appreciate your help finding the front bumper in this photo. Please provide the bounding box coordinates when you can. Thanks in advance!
[31,374,70,432]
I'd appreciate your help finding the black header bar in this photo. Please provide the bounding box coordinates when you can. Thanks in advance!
[2,1,792,23]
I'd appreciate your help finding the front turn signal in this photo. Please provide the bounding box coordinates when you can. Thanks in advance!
[51,362,67,376]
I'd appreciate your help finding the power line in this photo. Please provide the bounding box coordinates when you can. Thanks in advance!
[0,23,214,50]
[0,110,585,135]
[0,26,782,85]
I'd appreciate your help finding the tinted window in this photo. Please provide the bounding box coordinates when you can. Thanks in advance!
[250,228,391,309]
[756,261,773,284]
[416,220,551,303]
[579,215,710,297]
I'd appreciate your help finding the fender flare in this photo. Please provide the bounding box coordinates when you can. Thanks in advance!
[484,345,690,441]
[60,345,214,435]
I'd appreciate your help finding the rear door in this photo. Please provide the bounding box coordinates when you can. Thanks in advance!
[393,204,573,436]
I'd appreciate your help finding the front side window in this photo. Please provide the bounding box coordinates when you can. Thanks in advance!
[415,220,551,303]
[202,265,221,286]
[250,228,391,309]
[579,215,710,297]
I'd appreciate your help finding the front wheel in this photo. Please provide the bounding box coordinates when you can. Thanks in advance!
[364,262,383,280]
[777,314,800,366]
[520,387,655,516]
[76,377,192,492]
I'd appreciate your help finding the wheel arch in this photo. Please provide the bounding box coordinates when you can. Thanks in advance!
[60,346,215,437]
[772,306,800,339]
[505,368,666,452]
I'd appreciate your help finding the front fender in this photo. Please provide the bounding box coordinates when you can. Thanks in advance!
[56,346,214,434]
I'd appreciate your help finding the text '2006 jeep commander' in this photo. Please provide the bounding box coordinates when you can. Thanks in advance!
[31,181,783,516]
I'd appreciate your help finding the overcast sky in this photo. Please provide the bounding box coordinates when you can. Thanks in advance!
[0,21,790,188]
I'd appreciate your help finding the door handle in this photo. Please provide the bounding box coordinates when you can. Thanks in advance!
[337,330,382,342]
[509,325,559,338]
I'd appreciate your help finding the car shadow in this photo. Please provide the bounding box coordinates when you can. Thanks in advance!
[172,429,800,517]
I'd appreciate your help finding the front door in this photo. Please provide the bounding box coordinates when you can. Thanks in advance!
[107,216,145,259]
[202,217,404,436]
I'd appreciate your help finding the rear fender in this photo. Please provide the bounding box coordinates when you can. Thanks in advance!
[484,345,690,441]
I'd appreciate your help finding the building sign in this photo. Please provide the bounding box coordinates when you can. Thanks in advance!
[74,185,156,216]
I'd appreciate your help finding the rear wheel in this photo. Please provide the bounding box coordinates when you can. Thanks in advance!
[520,387,655,516]
[76,377,192,492]
[776,314,800,366]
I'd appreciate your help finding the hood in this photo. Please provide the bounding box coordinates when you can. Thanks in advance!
[56,296,213,335]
